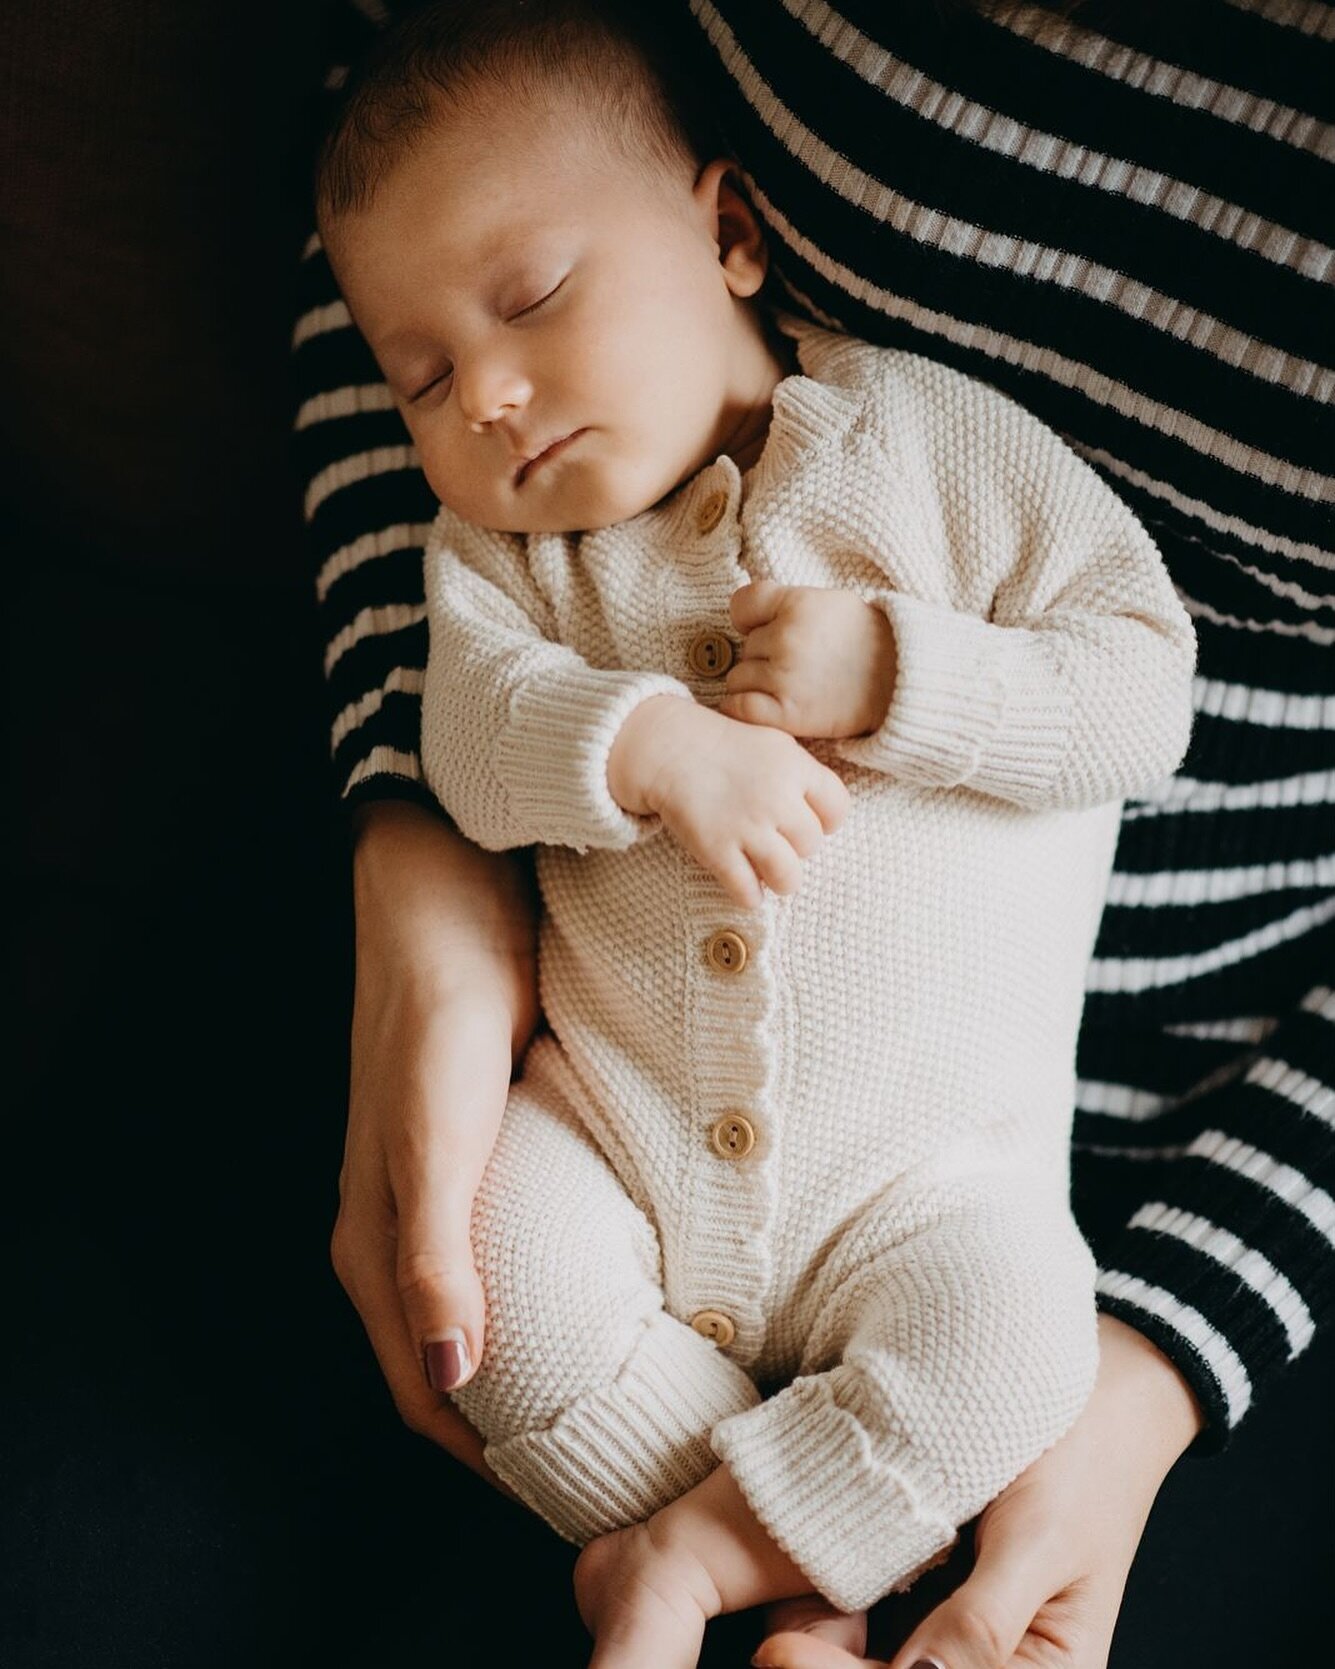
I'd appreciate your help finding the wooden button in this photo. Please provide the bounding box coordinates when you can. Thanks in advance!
[704,929,748,975]
[696,489,728,535]
[687,631,735,678]
[709,1114,756,1158]
[690,1309,736,1347]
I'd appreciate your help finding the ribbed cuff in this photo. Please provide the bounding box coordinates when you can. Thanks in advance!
[836,591,1068,801]
[711,1374,957,1612]
[484,1311,761,1544]
[496,672,693,852]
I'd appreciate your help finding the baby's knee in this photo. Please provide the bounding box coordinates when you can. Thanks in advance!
[453,1110,665,1443]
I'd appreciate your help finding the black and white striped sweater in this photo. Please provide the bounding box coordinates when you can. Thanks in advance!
[292,0,1335,1447]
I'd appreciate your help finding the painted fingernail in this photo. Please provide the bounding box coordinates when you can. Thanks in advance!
[910,1660,947,1669]
[424,1327,471,1391]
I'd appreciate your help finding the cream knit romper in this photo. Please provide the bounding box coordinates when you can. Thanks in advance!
[419,317,1197,1611]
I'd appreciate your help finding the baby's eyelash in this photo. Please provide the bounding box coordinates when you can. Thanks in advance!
[406,274,569,403]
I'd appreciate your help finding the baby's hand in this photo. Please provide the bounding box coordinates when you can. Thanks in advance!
[608,696,849,909]
[720,581,897,740]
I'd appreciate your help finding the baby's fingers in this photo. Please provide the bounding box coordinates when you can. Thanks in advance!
[805,766,851,833]
[744,833,804,898]
[708,847,765,912]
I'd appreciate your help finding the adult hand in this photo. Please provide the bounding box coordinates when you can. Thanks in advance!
[331,801,539,1488]
[755,1312,1205,1669]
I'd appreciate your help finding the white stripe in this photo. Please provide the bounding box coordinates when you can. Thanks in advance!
[1181,591,1335,646]
[1123,766,1335,817]
[1086,895,1335,993]
[1075,1079,1173,1118]
[1248,1056,1335,1125]
[292,298,352,351]
[1222,0,1335,42]
[331,666,426,754]
[325,602,427,677]
[1017,6,1335,162]
[1126,1203,1314,1358]
[783,0,1335,269]
[1302,985,1335,1021]
[1094,1269,1252,1424]
[296,383,397,431]
[1192,675,1335,729]
[1103,853,1335,907]
[342,745,425,794]
[316,522,434,602]
[305,444,419,521]
[747,176,1330,506]
[1077,446,1335,570]
[693,0,1335,450]
[302,232,323,262]
[1192,1129,1335,1246]
[1164,1016,1278,1044]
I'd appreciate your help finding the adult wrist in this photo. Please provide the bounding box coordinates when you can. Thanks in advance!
[1098,1312,1206,1468]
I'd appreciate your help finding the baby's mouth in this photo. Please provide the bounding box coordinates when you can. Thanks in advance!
[514,429,586,487]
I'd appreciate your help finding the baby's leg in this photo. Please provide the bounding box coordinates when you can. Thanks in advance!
[710,1168,1100,1614]
[450,1040,761,1544]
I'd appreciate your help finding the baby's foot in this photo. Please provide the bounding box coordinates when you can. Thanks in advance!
[754,1595,869,1664]
[574,1520,720,1669]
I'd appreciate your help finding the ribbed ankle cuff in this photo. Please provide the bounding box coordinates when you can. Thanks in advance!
[711,1374,958,1612]
[485,1311,761,1544]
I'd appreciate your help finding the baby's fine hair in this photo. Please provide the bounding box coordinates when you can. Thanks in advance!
[316,0,724,224]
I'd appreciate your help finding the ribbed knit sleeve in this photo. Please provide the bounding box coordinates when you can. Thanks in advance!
[837,386,1197,809]
[420,517,693,853]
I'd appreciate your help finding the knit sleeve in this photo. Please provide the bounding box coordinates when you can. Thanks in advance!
[420,517,693,853]
[836,374,1197,810]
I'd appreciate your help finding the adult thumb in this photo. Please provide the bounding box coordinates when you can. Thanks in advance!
[396,1189,487,1395]
[887,1528,1058,1669]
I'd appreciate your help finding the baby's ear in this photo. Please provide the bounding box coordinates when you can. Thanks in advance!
[696,159,768,298]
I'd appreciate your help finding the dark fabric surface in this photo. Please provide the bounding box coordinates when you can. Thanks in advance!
[4,3,1332,1665]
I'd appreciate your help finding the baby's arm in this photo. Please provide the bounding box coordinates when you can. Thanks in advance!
[726,376,1197,811]
[421,515,692,853]
[423,517,847,897]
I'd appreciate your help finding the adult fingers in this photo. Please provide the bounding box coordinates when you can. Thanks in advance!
[730,579,788,635]
[885,1531,1068,1669]
[331,1205,493,1478]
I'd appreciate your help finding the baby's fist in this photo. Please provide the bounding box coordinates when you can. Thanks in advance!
[720,582,897,739]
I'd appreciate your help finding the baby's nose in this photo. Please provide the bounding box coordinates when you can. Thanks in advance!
[458,363,532,431]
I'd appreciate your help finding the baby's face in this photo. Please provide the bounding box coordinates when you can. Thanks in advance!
[325,93,773,533]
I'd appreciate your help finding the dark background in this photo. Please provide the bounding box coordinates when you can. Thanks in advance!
[5,3,1332,1664]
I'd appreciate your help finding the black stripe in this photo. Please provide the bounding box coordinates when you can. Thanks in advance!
[1268,1004,1335,1084]
[1094,890,1333,961]
[1112,799,1335,873]
[1077,0,1335,123]
[1173,709,1335,784]
[293,324,387,402]
[322,545,428,630]
[1167,536,1335,632]
[326,621,429,719]
[307,470,438,561]
[1187,614,1335,699]
[1120,503,1335,598]
[1081,921,1335,1033]
[295,407,416,488]
[1077,1022,1258,1096]
[330,688,424,783]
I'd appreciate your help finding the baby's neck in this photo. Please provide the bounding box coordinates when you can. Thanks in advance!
[714,311,800,477]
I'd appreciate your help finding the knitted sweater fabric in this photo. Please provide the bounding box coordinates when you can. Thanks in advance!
[419,317,1197,1608]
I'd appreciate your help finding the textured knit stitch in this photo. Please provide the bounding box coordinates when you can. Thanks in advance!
[420,316,1197,1609]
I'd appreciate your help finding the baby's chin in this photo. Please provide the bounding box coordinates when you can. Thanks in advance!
[440,453,699,536]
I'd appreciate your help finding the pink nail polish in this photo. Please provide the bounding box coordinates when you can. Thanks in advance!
[424,1328,470,1391]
